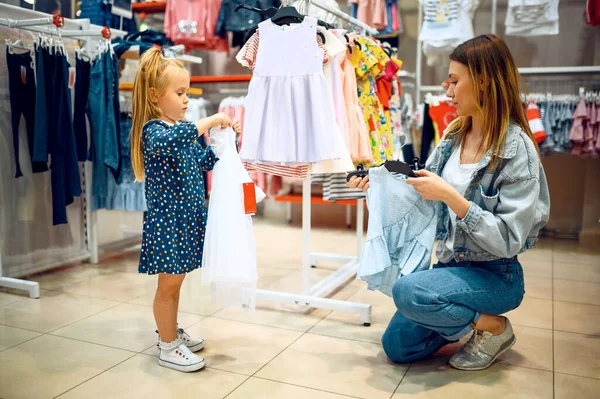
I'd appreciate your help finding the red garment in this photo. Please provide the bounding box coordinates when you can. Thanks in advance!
[526,101,547,144]
[427,102,458,137]
[376,78,392,110]
[585,0,600,26]
[392,2,401,32]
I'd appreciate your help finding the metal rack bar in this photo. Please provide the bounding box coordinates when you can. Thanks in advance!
[310,0,378,35]
[519,66,600,75]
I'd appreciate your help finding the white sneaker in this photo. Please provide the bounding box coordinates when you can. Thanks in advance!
[178,327,205,352]
[156,327,206,352]
[158,338,206,373]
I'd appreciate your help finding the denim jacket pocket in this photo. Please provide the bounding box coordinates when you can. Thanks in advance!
[476,184,500,212]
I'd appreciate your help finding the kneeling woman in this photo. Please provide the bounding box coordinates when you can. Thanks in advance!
[347,34,550,371]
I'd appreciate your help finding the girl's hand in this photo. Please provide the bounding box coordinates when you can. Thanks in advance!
[346,175,369,192]
[406,170,455,201]
[232,121,242,136]
[211,113,232,129]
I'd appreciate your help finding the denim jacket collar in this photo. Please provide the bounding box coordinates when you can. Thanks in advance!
[428,122,521,176]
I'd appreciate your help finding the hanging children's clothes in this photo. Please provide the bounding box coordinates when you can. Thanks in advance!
[216,0,280,47]
[139,121,218,275]
[33,43,82,225]
[428,101,458,145]
[348,0,388,31]
[351,37,394,165]
[358,165,437,297]
[340,54,372,163]
[164,0,229,52]
[88,50,122,208]
[6,49,49,178]
[238,17,343,169]
[505,0,560,36]
[74,56,91,162]
[201,127,265,310]
[526,101,547,144]
[419,0,479,66]
[94,114,146,212]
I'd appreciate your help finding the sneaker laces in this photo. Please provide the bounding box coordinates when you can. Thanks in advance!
[463,330,492,355]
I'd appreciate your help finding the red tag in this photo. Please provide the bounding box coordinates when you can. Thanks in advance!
[68,67,76,89]
[21,65,27,85]
[243,182,257,215]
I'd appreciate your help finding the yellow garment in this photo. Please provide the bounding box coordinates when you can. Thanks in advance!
[350,37,394,165]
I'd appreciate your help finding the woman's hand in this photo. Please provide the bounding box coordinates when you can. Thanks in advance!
[406,170,455,202]
[211,113,232,129]
[346,175,369,192]
[232,121,242,136]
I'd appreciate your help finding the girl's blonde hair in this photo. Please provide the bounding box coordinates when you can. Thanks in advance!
[131,47,186,181]
[447,34,539,169]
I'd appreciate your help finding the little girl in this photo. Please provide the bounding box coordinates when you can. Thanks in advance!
[131,47,240,372]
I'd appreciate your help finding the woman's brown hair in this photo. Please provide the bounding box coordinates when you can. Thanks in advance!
[447,34,539,169]
[130,47,185,181]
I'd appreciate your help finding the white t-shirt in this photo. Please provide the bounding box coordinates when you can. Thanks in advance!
[441,144,479,254]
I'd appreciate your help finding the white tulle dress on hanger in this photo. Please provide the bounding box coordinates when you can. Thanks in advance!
[201,127,265,310]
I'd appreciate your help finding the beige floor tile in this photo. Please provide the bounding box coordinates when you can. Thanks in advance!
[256,333,408,399]
[0,334,133,399]
[554,301,600,336]
[499,325,553,371]
[57,354,246,399]
[129,273,223,316]
[521,259,553,278]
[256,266,295,288]
[524,274,553,300]
[100,255,141,275]
[58,272,157,302]
[227,378,354,399]
[504,297,553,330]
[309,289,396,344]
[554,261,600,283]
[554,373,600,399]
[553,241,600,265]
[554,331,600,380]
[212,301,329,333]
[52,303,203,352]
[393,358,553,398]
[519,247,553,263]
[0,324,42,352]
[144,317,303,375]
[0,290,26,307]
[554,279,600,306]
[0,290,120,333]
[25,264,117,290]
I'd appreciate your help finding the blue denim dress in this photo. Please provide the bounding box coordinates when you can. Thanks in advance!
[138,121,218,275]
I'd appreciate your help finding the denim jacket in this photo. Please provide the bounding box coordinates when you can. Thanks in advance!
[215,0,279,37]
[428,122,551,263]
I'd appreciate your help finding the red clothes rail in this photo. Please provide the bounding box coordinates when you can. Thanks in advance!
[132,2,167,14]
[190,75,252,83]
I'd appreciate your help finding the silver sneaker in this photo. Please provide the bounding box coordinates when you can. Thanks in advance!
[449,317,516,371]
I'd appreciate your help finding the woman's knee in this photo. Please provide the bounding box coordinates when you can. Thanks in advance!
[382,329,432,364]
[392,277,420,315]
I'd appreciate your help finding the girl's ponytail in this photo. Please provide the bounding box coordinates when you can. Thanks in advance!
[130,47,184,181]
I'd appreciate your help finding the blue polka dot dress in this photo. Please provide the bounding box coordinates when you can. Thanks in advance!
[138,120,218,275]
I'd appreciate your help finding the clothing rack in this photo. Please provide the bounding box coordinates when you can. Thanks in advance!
[0,3,126,298]
[307,0,378,35]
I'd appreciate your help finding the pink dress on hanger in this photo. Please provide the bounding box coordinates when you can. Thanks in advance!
[341,55,372,162]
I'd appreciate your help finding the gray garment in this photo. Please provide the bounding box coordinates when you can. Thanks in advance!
[359,166,437,296]
[429,122,551,263]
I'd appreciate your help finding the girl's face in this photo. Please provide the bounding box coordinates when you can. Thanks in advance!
[446,61,478,118]
[156,66,190,123]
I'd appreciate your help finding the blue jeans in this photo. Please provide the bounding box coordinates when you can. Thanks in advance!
[382,257,525,363]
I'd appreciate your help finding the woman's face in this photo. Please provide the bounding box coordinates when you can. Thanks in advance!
[446,61,478,117]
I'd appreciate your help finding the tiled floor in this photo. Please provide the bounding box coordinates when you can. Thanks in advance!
[1,219,599,399]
